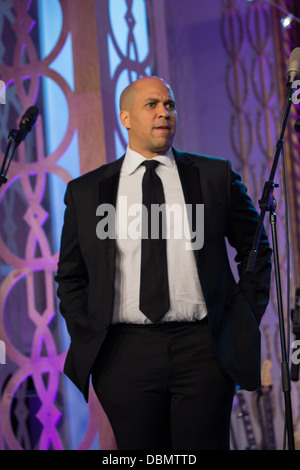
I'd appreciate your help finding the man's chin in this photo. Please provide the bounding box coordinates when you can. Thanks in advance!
[151,141,173,154]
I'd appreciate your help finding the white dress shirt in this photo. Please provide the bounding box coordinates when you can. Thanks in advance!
[112,146,208,324]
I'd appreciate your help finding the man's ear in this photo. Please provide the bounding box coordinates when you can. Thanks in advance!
[119,110,130,129]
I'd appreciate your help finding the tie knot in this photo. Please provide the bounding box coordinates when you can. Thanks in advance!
[142,160,160,171]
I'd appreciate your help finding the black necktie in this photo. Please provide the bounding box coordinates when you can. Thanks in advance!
[139,160,170,322]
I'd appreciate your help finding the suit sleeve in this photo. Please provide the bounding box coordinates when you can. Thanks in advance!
[225,162,272,324]
[55,182,89,336]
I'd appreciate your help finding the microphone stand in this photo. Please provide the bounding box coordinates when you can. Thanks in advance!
[246,80,295,450]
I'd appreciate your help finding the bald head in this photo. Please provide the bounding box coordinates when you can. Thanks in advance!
[118,75,177,158]
[119,76,174,111]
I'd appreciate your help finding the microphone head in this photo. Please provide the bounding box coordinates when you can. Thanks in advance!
[14,106,40,146]
[295,118,300,132]
[296,288,300,308]
[19,106,39,131]
[287,48,300,83]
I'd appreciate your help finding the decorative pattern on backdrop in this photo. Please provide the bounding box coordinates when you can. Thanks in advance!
[221,0,298,448]
[100,0,154,160]
[0,0,84,450]
[0,0,68,450]
[271,0,300,446]
[0,0,157,450]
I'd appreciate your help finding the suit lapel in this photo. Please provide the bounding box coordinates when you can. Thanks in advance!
[173,149,203,260]
[173,149,209,301]
[174,149,203,202]
[98,156,124,285]
[98,157,124,207]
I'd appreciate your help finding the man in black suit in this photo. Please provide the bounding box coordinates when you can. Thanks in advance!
[55,76,272,450]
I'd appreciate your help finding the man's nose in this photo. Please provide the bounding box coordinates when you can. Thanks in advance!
[158,104,170,118]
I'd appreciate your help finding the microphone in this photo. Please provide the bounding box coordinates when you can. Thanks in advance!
[291,288,300,381]
[287,47,300,83]
[14,105,39,146]
[0,105,39,187]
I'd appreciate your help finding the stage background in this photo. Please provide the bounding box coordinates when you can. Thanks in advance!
[0,0,300,450]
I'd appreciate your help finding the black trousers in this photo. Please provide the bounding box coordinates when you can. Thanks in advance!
[91,318,235,450]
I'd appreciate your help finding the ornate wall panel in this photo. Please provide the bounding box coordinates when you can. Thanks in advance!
[270,0,300,448]
[221,0,300,449]
[271,0,300,288]
[0,0,169,450]
[94,0,168,162]
[0,0,108,450]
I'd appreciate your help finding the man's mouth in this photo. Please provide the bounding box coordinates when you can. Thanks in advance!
[154,125,170,130]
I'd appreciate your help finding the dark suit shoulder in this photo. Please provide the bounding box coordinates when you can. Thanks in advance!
[173,148,229,166]
[68,156,124,189]
[173,149,232,178]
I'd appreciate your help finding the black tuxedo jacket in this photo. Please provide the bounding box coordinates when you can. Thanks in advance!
[55,148,272,401]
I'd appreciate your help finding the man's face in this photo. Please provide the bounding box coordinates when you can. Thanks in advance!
[120,77,177,158]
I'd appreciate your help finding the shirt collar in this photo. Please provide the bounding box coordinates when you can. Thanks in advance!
[124,146,175,175]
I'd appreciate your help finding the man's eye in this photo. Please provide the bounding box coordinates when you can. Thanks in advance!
[147,102,155,107]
